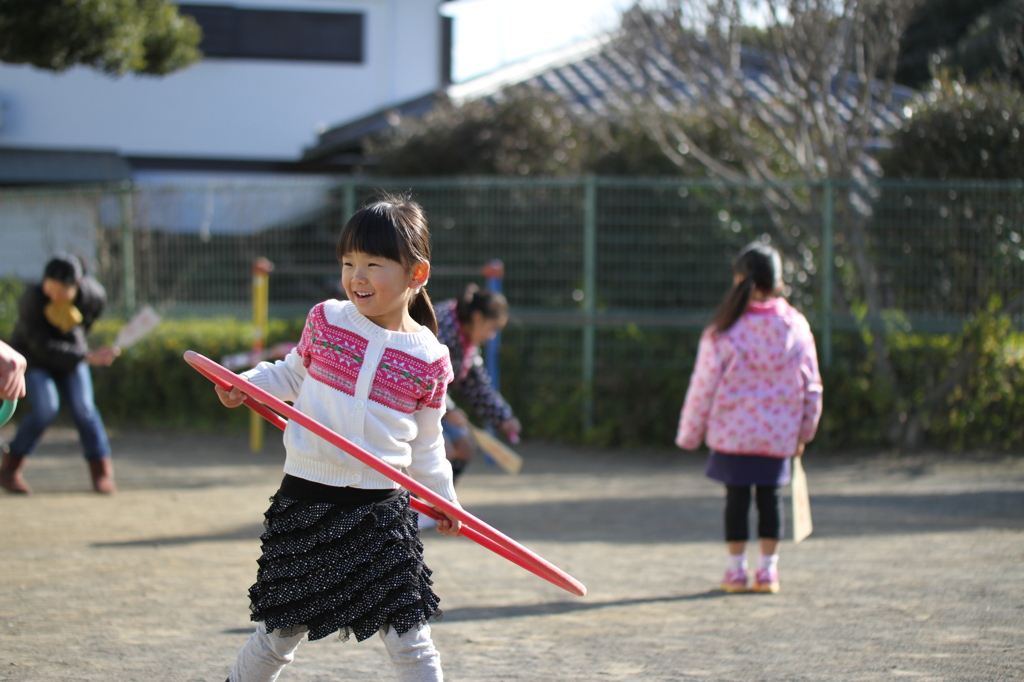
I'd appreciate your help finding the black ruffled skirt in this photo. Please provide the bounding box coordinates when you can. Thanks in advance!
[248,475,441,642]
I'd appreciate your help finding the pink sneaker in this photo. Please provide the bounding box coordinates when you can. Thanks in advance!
[753,567,780,593]
[720,567,749,593]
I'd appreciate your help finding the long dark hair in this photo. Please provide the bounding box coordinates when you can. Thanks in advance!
[454,283,508,324]
[336,192,438,335]
[710,241,783,334]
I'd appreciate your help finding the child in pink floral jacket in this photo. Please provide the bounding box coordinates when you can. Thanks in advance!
[676,242,823,594]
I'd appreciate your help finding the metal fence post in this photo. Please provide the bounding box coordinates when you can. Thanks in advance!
[582,176,597,432]
[342,177,356,221]
[821,180,834,369]
[250,258,274,453]
[482,259,505,391]
[119,184,136,315]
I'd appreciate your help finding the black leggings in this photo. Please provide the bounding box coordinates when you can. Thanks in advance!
[724,485,783,542]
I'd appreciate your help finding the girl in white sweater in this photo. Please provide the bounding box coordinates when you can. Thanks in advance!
[217,195,461,682]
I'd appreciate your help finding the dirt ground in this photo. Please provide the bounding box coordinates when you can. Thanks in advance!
[0,426,1022,682]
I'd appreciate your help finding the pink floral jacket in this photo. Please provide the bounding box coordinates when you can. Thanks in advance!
[676,298,823,458]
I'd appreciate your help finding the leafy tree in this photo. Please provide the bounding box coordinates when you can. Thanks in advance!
[584,119,689,176]
[883,74,1024,178]
[877,75,1024,309]
[0,0,201,76]
[869,77,1024,444]
[366,89,594,176]
[897,0,1024,87]
[366,86,732,177]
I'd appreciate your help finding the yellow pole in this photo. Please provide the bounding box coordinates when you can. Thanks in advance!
[251,258,273,452]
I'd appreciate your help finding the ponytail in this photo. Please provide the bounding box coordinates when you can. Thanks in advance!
[711,277,755,333]
[409,287,438,335]
[455,282,509,324]
[711,241,783,334]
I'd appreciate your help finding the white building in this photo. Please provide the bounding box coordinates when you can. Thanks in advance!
[0,0,453,282]
[0,0,452,183]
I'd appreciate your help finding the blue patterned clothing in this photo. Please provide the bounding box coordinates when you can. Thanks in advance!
[435,299,514,428]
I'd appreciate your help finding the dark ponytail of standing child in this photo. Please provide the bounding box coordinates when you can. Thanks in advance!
[337,192,439,335]
[711,241,784,334]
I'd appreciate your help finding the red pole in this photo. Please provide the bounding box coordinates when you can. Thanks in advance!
[184,351,586,597]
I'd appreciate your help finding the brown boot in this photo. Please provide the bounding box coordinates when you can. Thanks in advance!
[0,447,32,494]
[87,458,116,494]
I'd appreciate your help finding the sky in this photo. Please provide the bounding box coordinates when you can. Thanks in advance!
[443,0,636,83]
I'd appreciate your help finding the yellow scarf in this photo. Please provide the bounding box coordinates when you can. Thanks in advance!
[44,300,83,333]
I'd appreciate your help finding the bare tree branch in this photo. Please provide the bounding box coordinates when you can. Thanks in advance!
[612,0,921,443]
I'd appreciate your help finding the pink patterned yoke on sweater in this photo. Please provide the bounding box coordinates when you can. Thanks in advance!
[676,298,823,458]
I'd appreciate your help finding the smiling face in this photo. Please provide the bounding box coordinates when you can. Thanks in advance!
[340,251,428,332]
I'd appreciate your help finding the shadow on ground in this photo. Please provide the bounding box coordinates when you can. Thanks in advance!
[440,591,727,622]
[460,488,1024,543]
[92,524,267,548]
[89,488,1024,550]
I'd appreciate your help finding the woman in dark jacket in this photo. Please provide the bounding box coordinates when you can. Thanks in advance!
[0,255,119,494]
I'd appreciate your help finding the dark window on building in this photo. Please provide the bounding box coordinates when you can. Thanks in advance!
[440,15,453,86]
[178,5,363,63]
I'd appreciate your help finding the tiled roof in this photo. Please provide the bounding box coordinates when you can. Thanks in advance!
[306,33,915,162]
[509,40,913,151]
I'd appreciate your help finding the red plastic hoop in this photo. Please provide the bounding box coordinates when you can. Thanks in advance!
[184,351,586,597]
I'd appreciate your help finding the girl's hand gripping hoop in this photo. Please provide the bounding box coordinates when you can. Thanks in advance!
[0,399,16,427]
[184,351,587,597]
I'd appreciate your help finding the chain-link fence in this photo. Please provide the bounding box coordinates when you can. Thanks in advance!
[3,176,1023,435]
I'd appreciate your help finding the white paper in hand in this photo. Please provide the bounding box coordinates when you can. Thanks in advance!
[114,305,162,350]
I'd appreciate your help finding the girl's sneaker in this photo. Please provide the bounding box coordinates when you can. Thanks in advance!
[720,567,750,593]
[753,567,780,593]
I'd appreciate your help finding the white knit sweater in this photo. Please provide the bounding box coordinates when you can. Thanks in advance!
[243,299,457,501]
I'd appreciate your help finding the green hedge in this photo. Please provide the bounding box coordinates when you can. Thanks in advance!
[6,304,1024,451]
[814,309,1024,451]
[498,314,1024,452]
[0,276,23,339]
[497,325,703,447]
[911,309,1024,450]
[88,316,303,430]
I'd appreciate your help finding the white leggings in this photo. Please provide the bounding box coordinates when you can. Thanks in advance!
[228,621,442,682]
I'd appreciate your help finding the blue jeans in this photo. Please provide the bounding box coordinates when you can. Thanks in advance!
[8,364,111,460]
[440,417,469,447]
